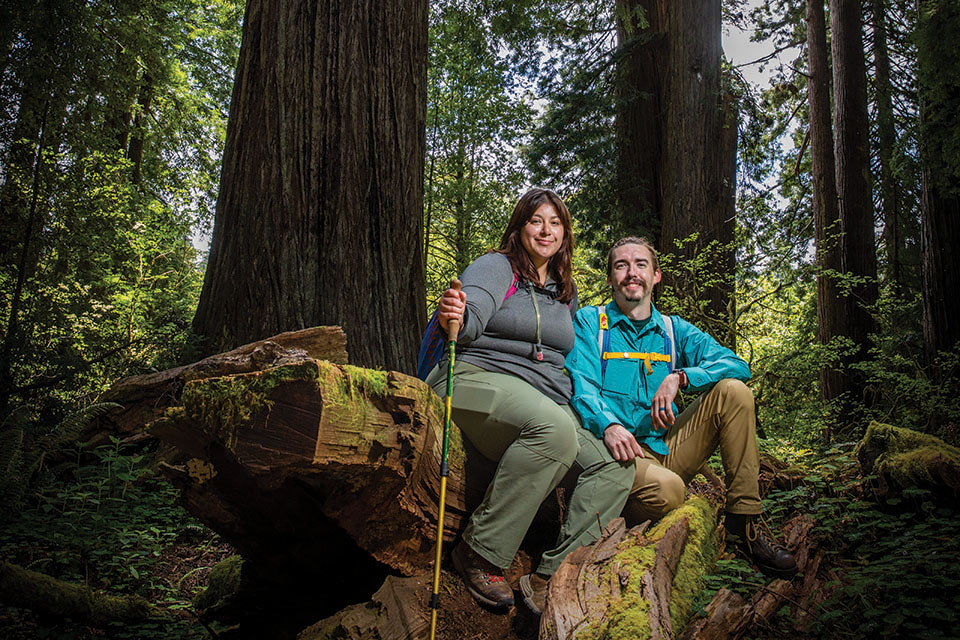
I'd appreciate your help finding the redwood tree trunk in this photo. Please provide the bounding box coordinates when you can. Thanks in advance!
[615,0,665,242]
[193,0,428,374]
[830,0,879,419]
[615,0,737,343]
[806,0,848,437]
[870,0,903,293]
[917,0,960,368]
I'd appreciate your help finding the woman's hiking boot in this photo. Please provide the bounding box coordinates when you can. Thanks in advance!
[451,541,514,610]
[519,573,549,616]
[724,512,798,578]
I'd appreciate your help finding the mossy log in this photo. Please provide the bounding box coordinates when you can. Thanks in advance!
[857,421,960,499]
[96,326,349,440]
[0,561,156,625]
[539,497,720,640]
[149,355,489,578]
[679,513,827,639]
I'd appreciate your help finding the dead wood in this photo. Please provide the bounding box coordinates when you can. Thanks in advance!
[680,513,831,639]
[95,326,349,441]
[298,575,430,640]
[147,355,494,578]
[0,561,156,626]
[857,421,960,500]
[540,497,719,640]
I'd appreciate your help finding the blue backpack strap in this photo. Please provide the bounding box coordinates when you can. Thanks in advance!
[416,309,444,380]
[661,314,676,373]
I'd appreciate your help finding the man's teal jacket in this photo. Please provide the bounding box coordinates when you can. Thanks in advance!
[565,301,750,455]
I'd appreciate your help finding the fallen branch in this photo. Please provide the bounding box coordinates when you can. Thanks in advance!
[0,561,157,626]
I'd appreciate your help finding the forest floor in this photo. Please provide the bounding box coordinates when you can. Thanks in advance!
[2,437,959,639]
[0,438,235,639]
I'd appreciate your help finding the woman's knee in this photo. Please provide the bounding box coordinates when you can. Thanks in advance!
[524,405,579,466]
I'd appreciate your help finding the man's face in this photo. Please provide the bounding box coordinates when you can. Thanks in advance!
[608,243,661,305]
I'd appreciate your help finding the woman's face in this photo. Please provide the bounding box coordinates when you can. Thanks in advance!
[520,202,565,266]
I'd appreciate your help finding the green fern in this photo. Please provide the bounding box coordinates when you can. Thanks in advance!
[0,402,122,511]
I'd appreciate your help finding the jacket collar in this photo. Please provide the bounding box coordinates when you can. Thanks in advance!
[605,300,668,336]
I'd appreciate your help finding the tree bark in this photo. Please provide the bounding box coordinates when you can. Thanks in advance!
[806,0,849,438]
[615,0,737,344]
[615,0,665,242]
[917,0,960,368]
[192,0,428,374]
[870,0,904,293]
[831,0,879,419]
[540,499,718,640]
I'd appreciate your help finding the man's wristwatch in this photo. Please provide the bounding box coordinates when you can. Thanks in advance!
[675,369,689,390]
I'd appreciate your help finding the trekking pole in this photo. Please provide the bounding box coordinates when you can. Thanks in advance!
[429,279,462,640]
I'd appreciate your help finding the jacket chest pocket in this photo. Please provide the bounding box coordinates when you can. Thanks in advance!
[601,359,640,397]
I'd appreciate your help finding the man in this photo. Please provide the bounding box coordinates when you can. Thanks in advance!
[519,236,796,616]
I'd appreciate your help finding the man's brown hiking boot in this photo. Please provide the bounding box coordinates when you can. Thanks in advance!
[451,541,514,610]
[519,573,549,616]
[724,512,798,579]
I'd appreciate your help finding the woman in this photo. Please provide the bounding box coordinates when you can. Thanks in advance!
[426,188,579,610]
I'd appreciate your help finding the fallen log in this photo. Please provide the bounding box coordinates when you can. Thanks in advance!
[96,327,349,441]
[149,357,490,578]
[540,497,720,640]
[857,421,960,500]
[298,575,430,640]
[0,561,156,626]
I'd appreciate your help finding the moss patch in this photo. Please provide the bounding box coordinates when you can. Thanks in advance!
[193,555,243,613]
[576,497,718,640]
[858,421,960,489]
[180,360,320,451]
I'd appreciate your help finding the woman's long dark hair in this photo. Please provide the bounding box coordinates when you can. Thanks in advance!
[497,188,576,303]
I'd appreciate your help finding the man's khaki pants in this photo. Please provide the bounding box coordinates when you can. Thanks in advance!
[624,377,761,524]
[537,378,760,577]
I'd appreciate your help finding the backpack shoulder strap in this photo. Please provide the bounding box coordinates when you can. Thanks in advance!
[661,314,676,373]
[503,272,519,301]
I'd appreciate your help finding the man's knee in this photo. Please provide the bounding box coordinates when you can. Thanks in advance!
[714,378,753,407]
[623,472,686,525]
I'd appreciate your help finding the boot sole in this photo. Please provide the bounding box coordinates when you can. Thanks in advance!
[452,546,514,610]
[756,561,799,579]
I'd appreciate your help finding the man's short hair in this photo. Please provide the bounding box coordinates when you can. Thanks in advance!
[606,236,659,277]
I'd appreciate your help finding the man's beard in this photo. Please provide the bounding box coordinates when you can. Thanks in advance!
[618,280,646,302]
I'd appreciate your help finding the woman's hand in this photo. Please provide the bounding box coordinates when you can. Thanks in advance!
[437,287,467,332]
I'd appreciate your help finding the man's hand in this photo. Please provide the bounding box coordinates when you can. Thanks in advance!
[437,287,466,332]
[603,424,644,462]
[650,372,681,430]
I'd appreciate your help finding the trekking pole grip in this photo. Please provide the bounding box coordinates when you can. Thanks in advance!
[448,279,463,341]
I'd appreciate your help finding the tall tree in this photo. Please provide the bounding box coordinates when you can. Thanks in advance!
[192,0,428,373]
[0,0,230,411]
[615,0,738,344]
[424,3,532,304]
[806,0,850,436]
[830,0,879,415]
[916,0,960,365]
[869,0,904,293]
